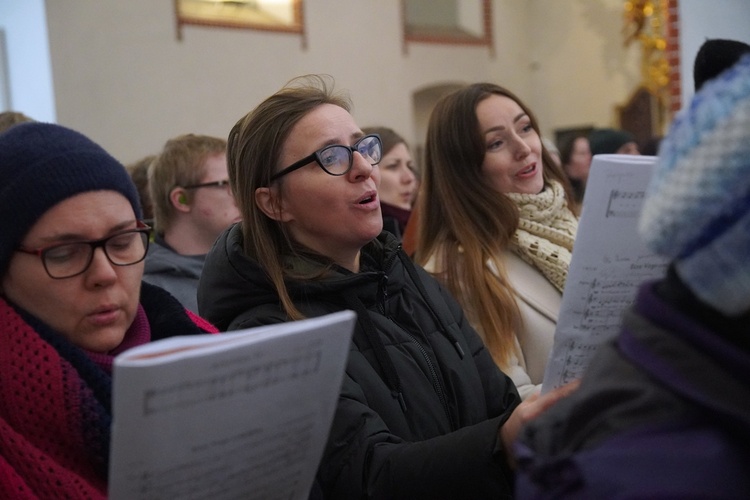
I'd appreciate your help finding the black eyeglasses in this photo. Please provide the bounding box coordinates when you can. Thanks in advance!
[270,134,382,183]
[16,222,152,279]
[181,179,231,190]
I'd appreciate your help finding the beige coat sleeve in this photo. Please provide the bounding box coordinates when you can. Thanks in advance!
[495,252,561,397]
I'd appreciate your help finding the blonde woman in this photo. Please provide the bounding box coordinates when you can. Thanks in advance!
[415,83,578,399]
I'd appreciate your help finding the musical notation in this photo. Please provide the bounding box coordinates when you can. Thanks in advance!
[142,347,322,416]
[542,155,668,393]
[109,311,356,500]
[605,189,645,218]
[550,254,667,385]
[123,414,315,499]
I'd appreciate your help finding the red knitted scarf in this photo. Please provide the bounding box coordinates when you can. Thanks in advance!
[0,287,218,498]
[0,297,112,498]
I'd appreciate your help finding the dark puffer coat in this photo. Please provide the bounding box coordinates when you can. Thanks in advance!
[198,225,520,499]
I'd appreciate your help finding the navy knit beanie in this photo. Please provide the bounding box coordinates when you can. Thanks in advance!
[0,122,142,275]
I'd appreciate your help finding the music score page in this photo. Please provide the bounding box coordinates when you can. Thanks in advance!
[542,155,668,393]
[109,310,355,500]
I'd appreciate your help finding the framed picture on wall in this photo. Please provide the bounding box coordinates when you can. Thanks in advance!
[174,0,306,46]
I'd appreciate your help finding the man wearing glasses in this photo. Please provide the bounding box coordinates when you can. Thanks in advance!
[144,134,241,313]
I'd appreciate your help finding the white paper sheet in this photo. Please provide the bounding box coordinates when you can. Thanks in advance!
[541,155,669,393]
[108,310,356,500]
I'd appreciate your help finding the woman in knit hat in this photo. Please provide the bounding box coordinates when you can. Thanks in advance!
[515,53,750,498]
[0,123,217,498]
[414,82,579,400]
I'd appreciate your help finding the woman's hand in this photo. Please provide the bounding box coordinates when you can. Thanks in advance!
[499,380,580,467]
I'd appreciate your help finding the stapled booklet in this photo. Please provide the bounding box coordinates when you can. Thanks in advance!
[108,310,356,500]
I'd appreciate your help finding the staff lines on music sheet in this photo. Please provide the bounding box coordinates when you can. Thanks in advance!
[141,349,322,416]
[126,414,315,498]
[558,338,597,385]
[573,261,664,330]
[605,188,645,218]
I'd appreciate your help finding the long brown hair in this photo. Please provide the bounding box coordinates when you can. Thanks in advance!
[415,82,572,368]
[227,75,351,320]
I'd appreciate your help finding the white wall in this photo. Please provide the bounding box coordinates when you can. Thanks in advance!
[679,0,750,105]
[0,0,55,122]
[8,0,663,163]
[42,0,536,163]
[528,0,642,139]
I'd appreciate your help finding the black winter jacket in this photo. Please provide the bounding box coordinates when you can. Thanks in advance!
[198,225,520,499]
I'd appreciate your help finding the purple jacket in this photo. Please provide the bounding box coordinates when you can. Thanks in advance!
[515,272,750,499]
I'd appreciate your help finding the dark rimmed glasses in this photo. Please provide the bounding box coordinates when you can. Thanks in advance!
[181,179,231,190]
[270,134,382,183]
[16,222,152,279]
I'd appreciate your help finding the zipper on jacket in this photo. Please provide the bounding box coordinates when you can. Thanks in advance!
[378,243,454,428]
[377,273,388,316]
[405,330,457,431]
[377,247,399,315]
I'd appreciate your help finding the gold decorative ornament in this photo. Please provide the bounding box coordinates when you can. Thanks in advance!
[623,0,670,96]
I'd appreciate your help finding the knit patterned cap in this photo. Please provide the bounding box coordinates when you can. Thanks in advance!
[638,53,750,316]
[0,122,142,276]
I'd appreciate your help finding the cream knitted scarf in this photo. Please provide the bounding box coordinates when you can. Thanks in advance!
[506,181,578,293]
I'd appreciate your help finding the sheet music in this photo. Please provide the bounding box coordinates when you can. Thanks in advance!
[109,310,356,500]
[541,155,669,393]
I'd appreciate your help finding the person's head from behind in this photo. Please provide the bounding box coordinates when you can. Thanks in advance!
[640,53,750,317]
[693,38,750,91]
[149,134,239,247]
[0,111,35,133]
[0,123,148,353]
[588,128,640,156]
[361,126,417,211]
[229,75,383,312]
[560,134,592,182]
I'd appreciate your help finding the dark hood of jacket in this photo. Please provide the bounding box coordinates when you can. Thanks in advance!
[197,224,404,331]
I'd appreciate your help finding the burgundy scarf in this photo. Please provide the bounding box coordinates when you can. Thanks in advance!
[0,291,217,498]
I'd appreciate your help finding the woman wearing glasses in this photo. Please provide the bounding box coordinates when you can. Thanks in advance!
[198,75,575,499]
[0,123,216,498]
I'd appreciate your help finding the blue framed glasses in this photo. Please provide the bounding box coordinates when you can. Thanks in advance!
[270,134,382,183]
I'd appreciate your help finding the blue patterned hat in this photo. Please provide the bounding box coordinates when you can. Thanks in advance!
[638,53,750,316]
